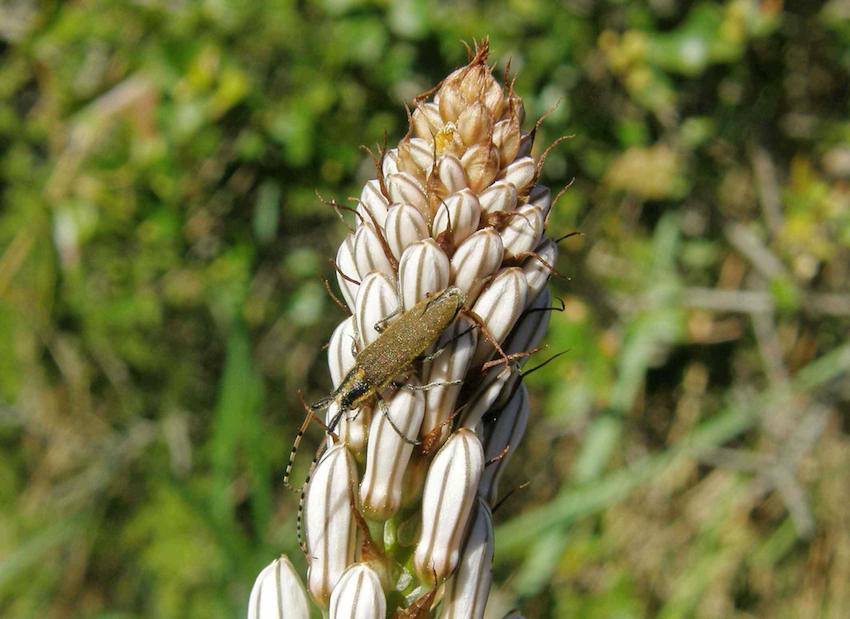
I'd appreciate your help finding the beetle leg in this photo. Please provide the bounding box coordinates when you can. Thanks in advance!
[377,395,421,446]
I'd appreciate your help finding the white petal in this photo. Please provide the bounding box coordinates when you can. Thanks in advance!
[528,184,552,218]
[470,268,528,368]
[461,363,517,430]
[437,155,468,194]
[478,181,518,217]
[247,555,311,619]
[500,156,535,192]
[450,228,504,304]
[387,172,428,216]
[357,179,390,229]
[500,205,545,260]
[522,238,558,302]
[328,316,357,388]
[382,149,399,177]
[328,564,386,619]
[335,233,359,312]
[503,288,552,363]
[354,223,395,280]
[440,500,495,619]
[478,383,529,504]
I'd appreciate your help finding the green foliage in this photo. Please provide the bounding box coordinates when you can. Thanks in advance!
[1,1,849,617]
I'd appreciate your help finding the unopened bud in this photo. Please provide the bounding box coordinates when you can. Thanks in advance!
[470,267,528,368]
[450,228,505,304]
[412,102,444,141]
[492,117,521,168]
[387,172,429,216]
[503,288,552,362]
[500,156,536,193]
[335,233,359,311]
[458,101,493,146]
[398,137,434,176]
[382,148,399,177]
[432,188,481,249]
[527,184,552,218]
[328,564,386,619]
[384,203,429,260]
[479,180,518,218]
[304,444,359,606]
[398,240,450,310]
[414,429,484,581]
[357,179,389,228]
[461,363,518,430]
[440,499,495,619]
[422,315,478,445]
[478,383,529,504]
[500,205,545,260]
[522,239,558,302]
[247,555,310,619]
[354,272,398,348]
[354,223,395,280]
[437,154,468,194]
[360,384,425,519]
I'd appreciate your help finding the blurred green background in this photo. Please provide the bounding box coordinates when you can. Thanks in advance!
[2,0,850,617]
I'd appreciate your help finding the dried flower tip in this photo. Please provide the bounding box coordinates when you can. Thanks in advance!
[304,444,359,606]
[398,239,450,310]
[440,499,495,619]
[328,564,386,619]
[247,555,310,619]
[478,383,529,504]
[360,384,425,519]
[414,428,484,582]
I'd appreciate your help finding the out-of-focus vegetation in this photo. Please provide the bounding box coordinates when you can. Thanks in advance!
[1,1,849,617]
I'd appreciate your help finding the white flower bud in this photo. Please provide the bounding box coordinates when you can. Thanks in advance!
[247,555,310,619]
[500,205,545,260]
[354,272,398,348]
[422,315,478,444]
[450,228,504,304]
[360,383,425,519]
[528,184,552,218]
[382,148,399,177]
[304,444,359,606]
[398,239,451,310]
[503,288,551,362]
[478,180,518,217]
[522,238,558,302]
[500,156,536,192]
[440,499,495,619]
[432,188,482,248]
[461,364,518,430]
[414,429,484,582]
[516,131,533,159]
[437,154,468,194]
[335,233,359,311]
[387,172,428,216]
[328,564,386,619]
[412,102,444,140]
[478,383,529,504]
[328,317,357,388]
[384,202,429,260]
[470,268,528,368]
[357,179,389,228]
[354,223,395,280]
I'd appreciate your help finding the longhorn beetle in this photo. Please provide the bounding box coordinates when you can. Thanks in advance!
[284,285,470,491]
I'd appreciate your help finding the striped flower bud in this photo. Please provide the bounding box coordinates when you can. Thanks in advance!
[440,499,495,619]
[432,188,482,249]
[328,564,386,619]
[437,154,468,194]
[503,288,552,362]
[384,203,429,260]
[247,555,310,619]
[450,227,504,303]
[500,204,545,260]
[360,383,425,519]
[479,180,518,218]
[470,267,528,368]
[421,315,478,445]
[522,238,558,301]
[335,233,359,311]
[414,429,484,581]
[398,239,450,310]
[387,172,429,216]
[354,223,395,280]
[357,179,390,227]
[500,156,536,193]
[461,363,519,430]
[304,444,358,606]
[478,383,529,504]
[354,272,398,348]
